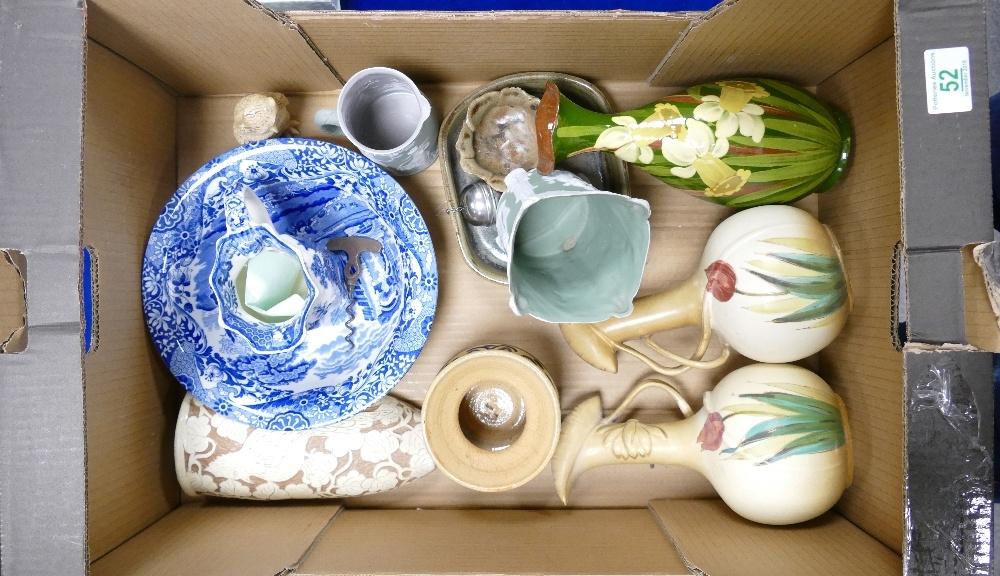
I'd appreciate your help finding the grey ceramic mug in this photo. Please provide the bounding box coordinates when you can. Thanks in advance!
[314,67,439,176]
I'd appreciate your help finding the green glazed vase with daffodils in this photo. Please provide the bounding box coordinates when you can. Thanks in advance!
[535,79,852,208]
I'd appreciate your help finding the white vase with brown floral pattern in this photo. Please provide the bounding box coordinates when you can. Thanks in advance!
[175,394,434,499]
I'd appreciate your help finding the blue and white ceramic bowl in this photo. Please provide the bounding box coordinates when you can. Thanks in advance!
[142,139,438,430]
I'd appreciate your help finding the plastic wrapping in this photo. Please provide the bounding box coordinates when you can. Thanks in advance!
[905,356,993,575]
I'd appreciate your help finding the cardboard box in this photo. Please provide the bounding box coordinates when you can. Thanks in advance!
[0,0,993,574]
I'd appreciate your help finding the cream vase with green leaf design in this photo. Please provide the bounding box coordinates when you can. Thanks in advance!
[561,205,850,376]
[535,78,852,208]
[553,363,852,525]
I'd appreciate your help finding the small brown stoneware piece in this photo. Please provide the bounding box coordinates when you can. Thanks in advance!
[422,344,561,492]
[456,87,540,191]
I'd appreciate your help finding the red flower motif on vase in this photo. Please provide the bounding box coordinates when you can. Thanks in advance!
[704,260,737,302]
[697,412,725,451]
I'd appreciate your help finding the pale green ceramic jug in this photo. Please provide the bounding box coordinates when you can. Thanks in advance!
[495,169,651,323]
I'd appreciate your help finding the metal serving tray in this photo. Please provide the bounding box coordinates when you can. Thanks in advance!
[439,72,631,284]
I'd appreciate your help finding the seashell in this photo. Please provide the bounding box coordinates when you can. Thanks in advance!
[233,92,299,144]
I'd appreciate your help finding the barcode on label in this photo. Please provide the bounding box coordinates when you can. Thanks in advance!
[924,47,972,114]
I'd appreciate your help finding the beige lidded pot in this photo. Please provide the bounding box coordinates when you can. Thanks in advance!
[422,345,561,492]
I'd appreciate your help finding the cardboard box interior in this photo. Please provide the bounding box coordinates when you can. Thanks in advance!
[78,0,905,573]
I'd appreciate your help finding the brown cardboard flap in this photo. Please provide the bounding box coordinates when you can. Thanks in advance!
[91,502,341,576]
[650,0,893,86]
[648,500,901,576]
[87,0,340,95]
[0,249,27,353]
[963,243,1000,351]
[83,41,181,559]
[815,39,903,552]
[299,508,688,575]
[293,12,693,83]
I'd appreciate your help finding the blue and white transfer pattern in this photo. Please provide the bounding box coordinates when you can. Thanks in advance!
[142,139,437,430]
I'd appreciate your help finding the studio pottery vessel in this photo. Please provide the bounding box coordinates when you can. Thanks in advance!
[175,394,435,499]
[553,364,853,525]
[561,205,850,374]
[536,78,851,208]
[422,344,561,492]
[496,168,651,323]
[456,87,540,191]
